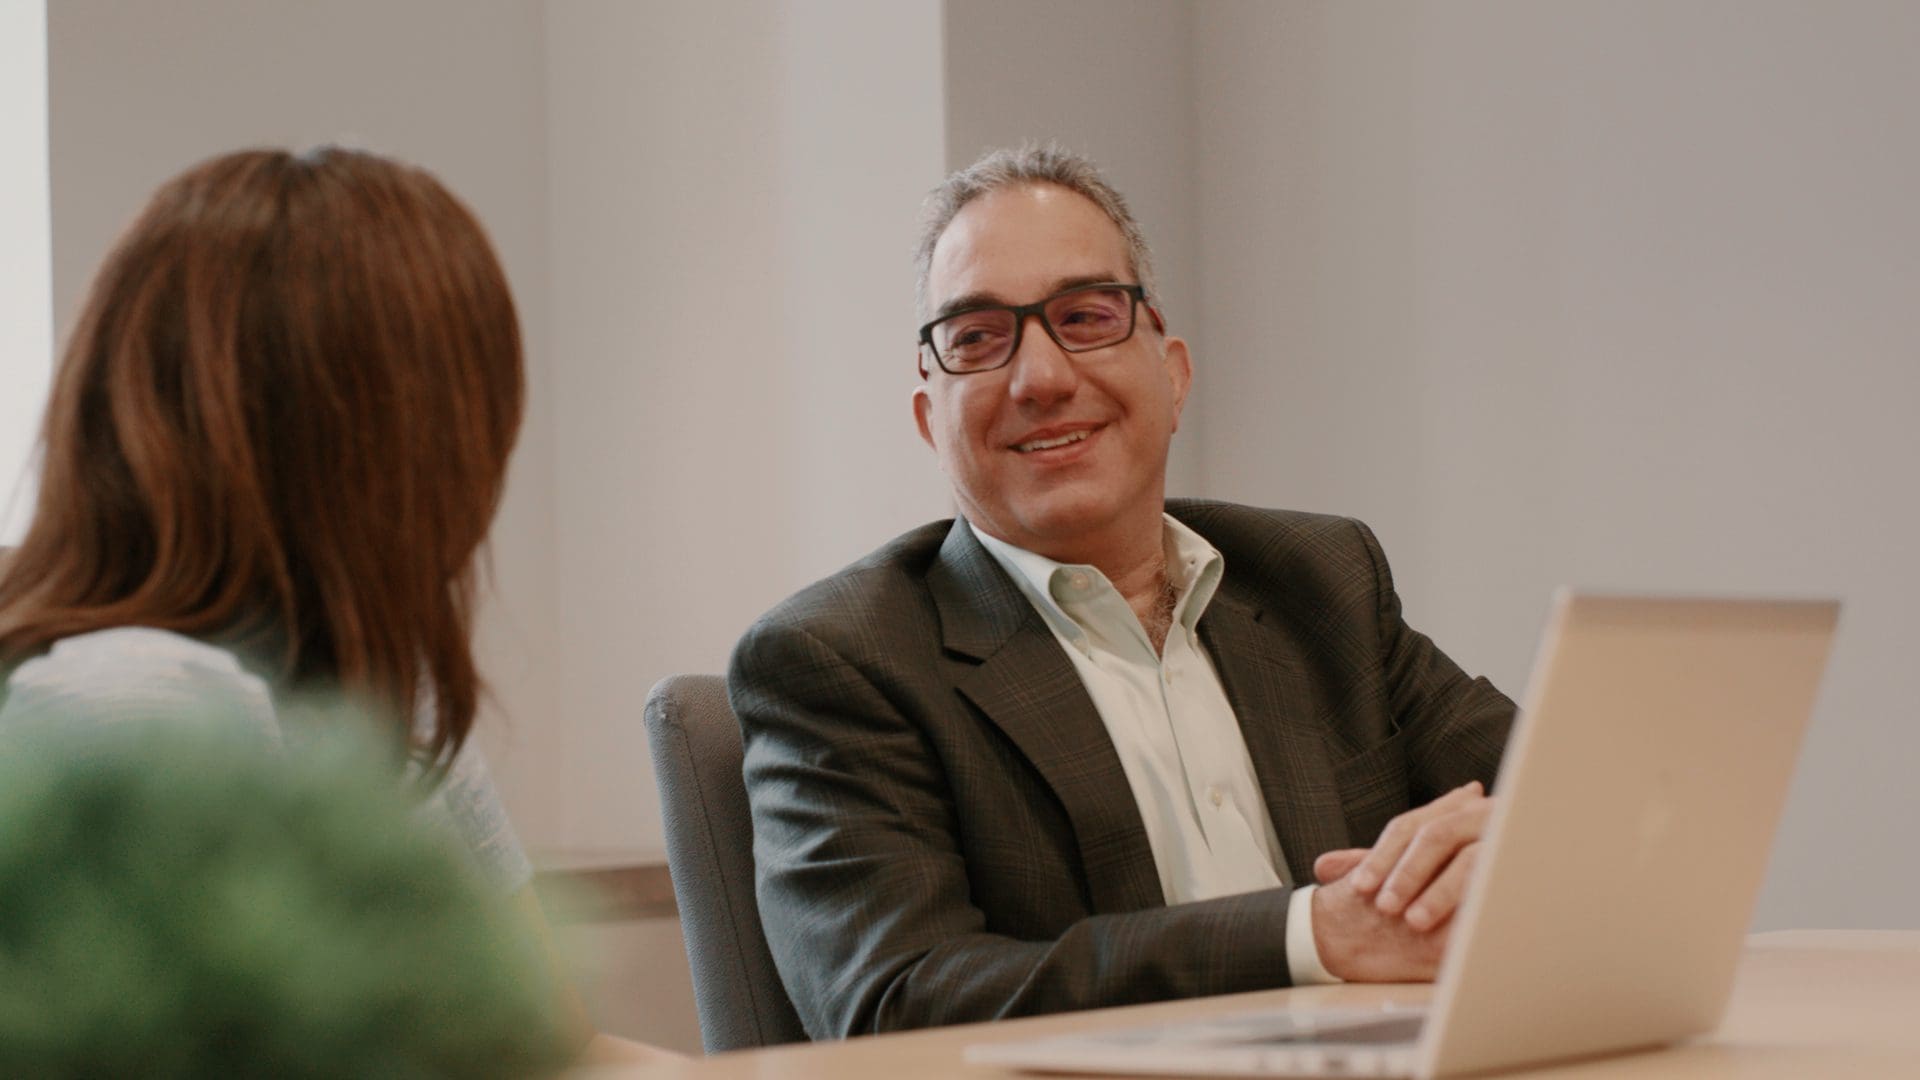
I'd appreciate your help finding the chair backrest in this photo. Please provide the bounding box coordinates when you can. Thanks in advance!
[643,674,808,1052]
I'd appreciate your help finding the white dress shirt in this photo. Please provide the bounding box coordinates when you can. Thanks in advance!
[975,516,1339,985]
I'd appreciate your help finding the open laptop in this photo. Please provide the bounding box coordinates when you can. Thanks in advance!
[966,591,1840,1078]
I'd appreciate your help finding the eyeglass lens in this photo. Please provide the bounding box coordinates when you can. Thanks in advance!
[931,286,1135,372]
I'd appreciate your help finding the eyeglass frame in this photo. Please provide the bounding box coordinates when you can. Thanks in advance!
[916,282,1157,377]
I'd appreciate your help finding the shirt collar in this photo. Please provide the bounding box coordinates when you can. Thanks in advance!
[1163,514,1226,631]
[972,515,1226,654]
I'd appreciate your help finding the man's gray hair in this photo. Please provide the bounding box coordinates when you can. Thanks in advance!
[913,142,1159,321]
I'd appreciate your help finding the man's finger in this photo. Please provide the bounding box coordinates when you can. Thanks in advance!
[1347,780,1483,895]
[1374,797,1493,915]
[1404,841,1481,932]
[1313,848,1368,885]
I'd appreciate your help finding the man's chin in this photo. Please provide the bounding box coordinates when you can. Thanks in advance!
[1001,501,1129,558]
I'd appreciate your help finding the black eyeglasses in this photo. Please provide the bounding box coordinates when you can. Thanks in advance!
[917,283,1149,375]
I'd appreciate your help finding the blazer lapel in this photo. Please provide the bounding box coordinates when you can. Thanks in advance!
[928,520,1164,915]
[1198,590,1351,886]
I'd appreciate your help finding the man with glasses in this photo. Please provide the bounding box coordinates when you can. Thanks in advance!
[729,145,1515,1038]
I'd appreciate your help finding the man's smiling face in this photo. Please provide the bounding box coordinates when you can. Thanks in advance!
[913,182,1191,564]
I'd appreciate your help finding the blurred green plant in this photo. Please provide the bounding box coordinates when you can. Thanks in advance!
[0,722,572,1079]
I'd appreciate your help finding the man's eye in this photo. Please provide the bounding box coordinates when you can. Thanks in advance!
[1059,306,1118,326]
[947,322,1007,350]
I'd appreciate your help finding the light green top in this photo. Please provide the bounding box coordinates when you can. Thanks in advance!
[0,625,532,893]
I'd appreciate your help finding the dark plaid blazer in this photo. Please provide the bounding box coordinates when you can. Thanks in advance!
[728,501,1514,1038]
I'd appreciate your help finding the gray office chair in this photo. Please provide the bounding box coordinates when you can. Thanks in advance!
[643,674,808,1052]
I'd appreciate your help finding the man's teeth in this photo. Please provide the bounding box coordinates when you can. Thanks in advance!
[1017,430,1091,453]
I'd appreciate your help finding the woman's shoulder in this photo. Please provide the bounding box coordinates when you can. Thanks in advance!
[0,626,280,736]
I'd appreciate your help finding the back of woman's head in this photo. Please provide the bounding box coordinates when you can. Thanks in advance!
[0,147,524,763]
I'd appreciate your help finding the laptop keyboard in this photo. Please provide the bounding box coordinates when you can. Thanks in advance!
[1162,1009,1427,1047]
[1270,1015,1426,1046]
[1076,1008,1429,1049]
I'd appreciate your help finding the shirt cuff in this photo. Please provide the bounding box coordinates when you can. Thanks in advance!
[1286,884,1343,985]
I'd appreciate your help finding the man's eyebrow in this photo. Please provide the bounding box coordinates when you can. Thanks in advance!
[932,291,1003,322]
[929,274,1131,323]
[1048,273,1127,295]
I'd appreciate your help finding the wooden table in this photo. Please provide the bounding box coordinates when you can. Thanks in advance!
[594,931,1920,1078]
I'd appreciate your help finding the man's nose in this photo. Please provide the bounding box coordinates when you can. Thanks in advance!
[1006,312,1079,405]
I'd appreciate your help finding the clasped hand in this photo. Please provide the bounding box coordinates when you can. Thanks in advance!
[1308,781,1494,982]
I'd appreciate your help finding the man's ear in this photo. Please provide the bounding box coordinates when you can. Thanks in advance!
[1163,336,1193,433]
[912,385,938,450]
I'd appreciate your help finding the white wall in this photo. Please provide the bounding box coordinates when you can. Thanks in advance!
[1191,0,1920,930]
[542,0,948,850]
[942,0,1204,493]
[44,0,563,838]
[942,0,1920,933]
[42,2,945,1051]
[40,0,1914,947]
[46,0,949,859]
[1,0,51,544]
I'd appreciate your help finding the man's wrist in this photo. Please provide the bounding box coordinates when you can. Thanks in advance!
[1287,884,1343,985]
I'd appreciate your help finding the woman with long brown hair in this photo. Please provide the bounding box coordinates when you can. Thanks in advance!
[0,147,667,1063]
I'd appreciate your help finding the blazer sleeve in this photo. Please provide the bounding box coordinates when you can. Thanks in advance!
[1354,519,1515,800]
[730,619,1297,1039]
